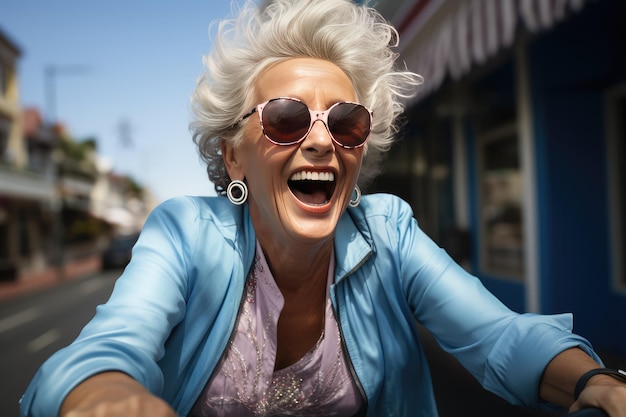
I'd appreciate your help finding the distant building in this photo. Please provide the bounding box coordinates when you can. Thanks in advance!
[0,28,25,167]
[0,26,156,284]
[0,29,57,282]
[91,155,156,236]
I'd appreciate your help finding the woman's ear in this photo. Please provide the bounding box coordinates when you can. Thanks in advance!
[221,140,244,181]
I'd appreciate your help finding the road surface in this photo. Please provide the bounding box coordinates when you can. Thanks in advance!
[0,270,120,417]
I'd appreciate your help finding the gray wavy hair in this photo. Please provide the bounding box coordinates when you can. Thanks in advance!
[190,0,423,195]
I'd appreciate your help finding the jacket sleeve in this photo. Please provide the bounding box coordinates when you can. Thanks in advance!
[19,197,201,417]
[393,197,602,407]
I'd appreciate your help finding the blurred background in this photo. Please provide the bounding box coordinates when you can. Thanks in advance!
[1,0,232,287]
[0,0,625,416]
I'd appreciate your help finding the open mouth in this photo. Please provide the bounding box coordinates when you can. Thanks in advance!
[288,170,336,206]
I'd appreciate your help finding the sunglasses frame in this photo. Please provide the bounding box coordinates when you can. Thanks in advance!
[237,97,372,149]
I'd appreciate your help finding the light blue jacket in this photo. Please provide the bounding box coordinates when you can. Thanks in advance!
[20,194,599,417]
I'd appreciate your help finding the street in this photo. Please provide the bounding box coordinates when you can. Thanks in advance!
[0,270,120,417]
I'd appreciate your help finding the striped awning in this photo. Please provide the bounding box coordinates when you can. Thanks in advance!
[394,0,589,100]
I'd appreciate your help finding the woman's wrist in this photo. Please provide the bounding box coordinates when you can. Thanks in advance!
[574,368,626,400]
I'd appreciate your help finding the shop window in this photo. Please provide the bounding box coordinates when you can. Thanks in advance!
[477,124,524,280]
[607,87,626,290]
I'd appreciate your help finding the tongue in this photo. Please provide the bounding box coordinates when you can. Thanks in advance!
[293,189,327,205]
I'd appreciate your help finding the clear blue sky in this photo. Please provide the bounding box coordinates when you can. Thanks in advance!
[2,0,257,203]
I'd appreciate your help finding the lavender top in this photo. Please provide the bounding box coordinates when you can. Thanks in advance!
[190,241,363,417]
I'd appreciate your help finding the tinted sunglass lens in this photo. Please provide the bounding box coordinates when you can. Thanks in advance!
[262,99,310,144]
[328,103,370,147]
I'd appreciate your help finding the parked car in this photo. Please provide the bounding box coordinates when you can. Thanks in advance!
[101,233,139,269]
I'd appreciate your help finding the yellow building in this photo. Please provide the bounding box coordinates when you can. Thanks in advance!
[0,28,56,282]
[0,28,24,167]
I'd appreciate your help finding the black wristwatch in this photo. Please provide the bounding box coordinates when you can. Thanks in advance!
[574,368,626,400]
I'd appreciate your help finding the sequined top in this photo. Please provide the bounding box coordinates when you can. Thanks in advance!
[190,241,363,417]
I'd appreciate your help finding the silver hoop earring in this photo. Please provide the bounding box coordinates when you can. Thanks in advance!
[227,180,248,205]
[348,185,361,208]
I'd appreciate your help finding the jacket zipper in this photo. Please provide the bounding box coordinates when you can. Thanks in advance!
[333,243,373,417]
[331,292,369,417]
[331,245,372,417]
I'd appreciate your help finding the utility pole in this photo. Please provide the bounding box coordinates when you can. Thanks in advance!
[44,64,91,279]
[44,64,90,125]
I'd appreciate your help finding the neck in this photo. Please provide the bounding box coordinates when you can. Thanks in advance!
[256,233,333,294]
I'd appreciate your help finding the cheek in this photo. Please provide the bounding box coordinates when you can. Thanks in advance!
[341,150,364,178]
[243,145,293,193]
[238,131,270,176]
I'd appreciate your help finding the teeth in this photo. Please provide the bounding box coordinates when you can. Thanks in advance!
[290,171,334,181]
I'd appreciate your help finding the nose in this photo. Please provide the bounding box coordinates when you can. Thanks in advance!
[301,119,335,155]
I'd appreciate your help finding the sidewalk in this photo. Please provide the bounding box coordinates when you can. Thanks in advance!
[0,255,102,302]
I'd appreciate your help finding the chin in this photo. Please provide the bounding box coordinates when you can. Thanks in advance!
[285,207,342,243]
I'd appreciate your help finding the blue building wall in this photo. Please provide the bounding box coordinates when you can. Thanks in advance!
[460,0,626,354]
[464,59,528,313]
[384,0,626,357]
[528,0,626,355]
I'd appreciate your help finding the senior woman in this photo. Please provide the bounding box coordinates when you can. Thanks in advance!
[20,0,626,416]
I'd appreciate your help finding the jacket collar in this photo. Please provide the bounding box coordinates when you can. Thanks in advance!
[333,208,373,283]
[199,197,257,270]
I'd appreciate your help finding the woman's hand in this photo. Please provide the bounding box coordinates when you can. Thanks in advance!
[61,372,178,417]
[570,375,626,417]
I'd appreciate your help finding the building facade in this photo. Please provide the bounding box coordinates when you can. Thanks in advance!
[0,30,57,282]
[369,0,626,358]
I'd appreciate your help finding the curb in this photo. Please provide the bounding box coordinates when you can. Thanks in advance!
[0,255,102,302]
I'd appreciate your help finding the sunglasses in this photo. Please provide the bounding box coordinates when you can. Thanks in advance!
[237,97,372,149]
